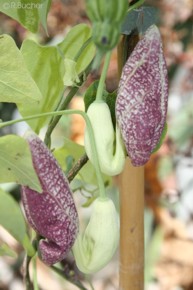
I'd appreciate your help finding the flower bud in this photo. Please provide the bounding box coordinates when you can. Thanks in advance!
[84,101,126,175]
[21,132,79,265]
[116,25,168,166]
[72,197,119,274]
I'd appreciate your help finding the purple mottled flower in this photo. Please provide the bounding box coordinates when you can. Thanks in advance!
[116,25,168,166]
[21,132,79,265]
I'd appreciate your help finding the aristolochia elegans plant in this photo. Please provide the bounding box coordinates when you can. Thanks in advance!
[0,0,168,289]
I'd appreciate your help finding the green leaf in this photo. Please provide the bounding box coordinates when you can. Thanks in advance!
[54,138,111,186]
[0,34,42,105]
[76,40,95,74]
[0,0,51,33]
[121,6,158,35]
[65,155,75,174]
[63,58,80,86]
[19,24,95,132]
[58,24,95,74]
[0,243,17,258]
[0,188,35,256]
[152,123,167,153]
[22,234,36,257]
[39,0,52,34]
[105,91,117,129]
[84,80,99,112]
[0,135,42,193]
[20,40,64,132]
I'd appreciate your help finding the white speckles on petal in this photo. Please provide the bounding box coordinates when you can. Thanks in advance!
[116,25,168,166]
[21,133,79,265]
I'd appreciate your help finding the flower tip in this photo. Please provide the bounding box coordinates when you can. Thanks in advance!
[131,155,150,167]
[38,240,71,266]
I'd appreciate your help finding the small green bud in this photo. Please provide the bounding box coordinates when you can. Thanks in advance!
[72,197,119,274]
[85,0,128,52]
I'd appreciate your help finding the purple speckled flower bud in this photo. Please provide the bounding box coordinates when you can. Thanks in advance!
[21,132,79,265]
[116,25,168,166]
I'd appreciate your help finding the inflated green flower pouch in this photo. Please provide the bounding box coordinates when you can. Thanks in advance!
[84,100,126,175]
[73,197,119,274]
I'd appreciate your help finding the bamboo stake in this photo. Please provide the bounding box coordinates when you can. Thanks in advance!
[117,34,145,290]
[118,159,144,290]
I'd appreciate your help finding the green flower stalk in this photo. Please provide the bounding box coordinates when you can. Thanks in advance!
[72,197,119,274]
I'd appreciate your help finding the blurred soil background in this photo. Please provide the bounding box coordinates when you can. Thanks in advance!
[0,0,193,289]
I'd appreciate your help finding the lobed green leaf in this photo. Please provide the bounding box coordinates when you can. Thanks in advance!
[0,0,51,33]
[58,24,95,74]
[20,40,64,132]
[0,34,42,105]
[19,24,95,132]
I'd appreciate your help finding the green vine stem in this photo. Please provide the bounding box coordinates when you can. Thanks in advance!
[128,0,145,13]
[44,86,79,146]
[0,110,107,200]
[67,153,89,182]
[32,255,39,290]
[51,266,88,290]
[23,255,34,290]
[95,51,112,102]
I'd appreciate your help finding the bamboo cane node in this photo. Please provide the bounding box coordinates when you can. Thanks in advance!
[130,226,135,233]
[119,262,144,274]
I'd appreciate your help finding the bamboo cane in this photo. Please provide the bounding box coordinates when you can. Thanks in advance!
[118,159,144,290]
[117,35,145,290]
